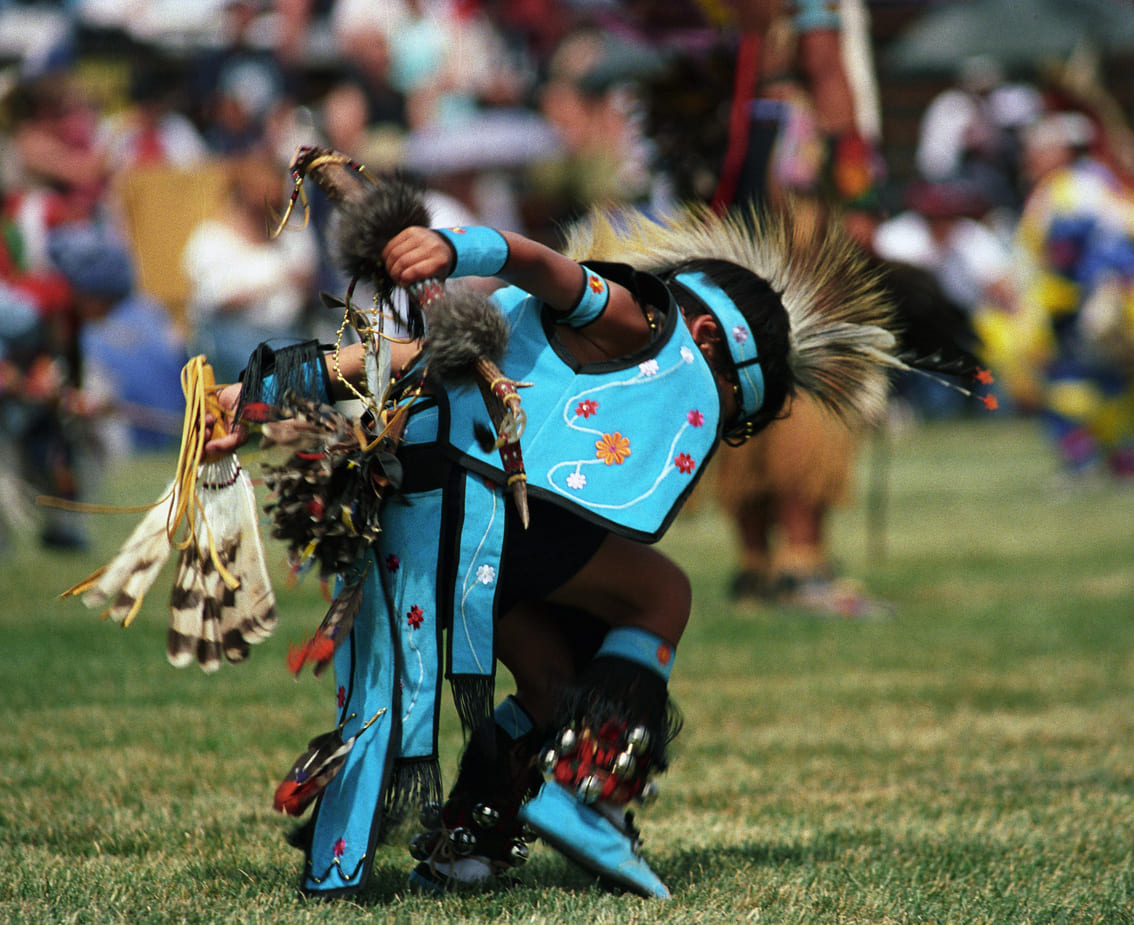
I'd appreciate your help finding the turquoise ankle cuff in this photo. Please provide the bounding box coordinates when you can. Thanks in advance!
[494,695,534,739]
[596,627,675,682]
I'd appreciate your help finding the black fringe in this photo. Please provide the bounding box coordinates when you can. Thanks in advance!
[450,674,496,737]
[383,756,443,831]
[236,339,329,423]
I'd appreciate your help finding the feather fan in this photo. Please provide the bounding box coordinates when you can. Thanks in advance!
[167,455,277,672]
[61,483,177,626]
[62,357,279,671]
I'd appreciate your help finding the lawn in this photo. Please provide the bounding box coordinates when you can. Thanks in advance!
[2,416,1133,924]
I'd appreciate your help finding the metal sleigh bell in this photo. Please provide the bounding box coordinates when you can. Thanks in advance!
[626,726,651,756]
[557,727,579,755]
[448,826,477,856]
[577,773,605,804]
[540,747,559,775]
[612,750,638,780]
[471,802,500,830]
[508,839,530,865]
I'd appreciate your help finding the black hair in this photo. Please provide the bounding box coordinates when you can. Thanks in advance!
[665,257,793,440]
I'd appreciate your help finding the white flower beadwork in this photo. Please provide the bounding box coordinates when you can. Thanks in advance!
[732,324,749,344]
[566,471,587,490]
[638,359,659,376]
[476,564,496,585]
[680,345,694,364]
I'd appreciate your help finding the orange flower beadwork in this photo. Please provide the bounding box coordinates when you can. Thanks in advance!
[595,432,631,465]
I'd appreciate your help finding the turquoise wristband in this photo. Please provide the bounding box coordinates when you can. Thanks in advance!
[559,268,611,328]
[433,226,509,278]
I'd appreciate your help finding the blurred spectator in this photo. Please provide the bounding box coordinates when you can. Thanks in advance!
[181,151,318,383]
[97,51,209,170]
[692,0,892,618]
[186,0,293,156]
[0,281,52,546]
[992,111,1134,482]
[528,27,659,232]
[875,179,1013,317]
[914,55,1042,214]
[48,221,188,453]
[871,179,1010,418]
[325,5,409,132]
[332,0,527,132]
[1,73,109,269]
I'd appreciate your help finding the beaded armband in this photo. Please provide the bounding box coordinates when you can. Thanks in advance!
[433,226,509,279]
[558,268,611,328]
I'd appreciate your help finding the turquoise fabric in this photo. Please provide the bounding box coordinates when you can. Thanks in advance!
[303,483,447,893]
[298,269,722,894]
[302,557,399,893]
[445,285,723,541]
[449,474,506,679]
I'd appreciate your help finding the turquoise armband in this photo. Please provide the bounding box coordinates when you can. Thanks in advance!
[433,226,509,278]
[558,268,611,328]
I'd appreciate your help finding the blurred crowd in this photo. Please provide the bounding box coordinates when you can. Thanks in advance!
[2,0,1133,556]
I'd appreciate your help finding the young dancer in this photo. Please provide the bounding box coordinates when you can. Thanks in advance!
[205,160,900,899]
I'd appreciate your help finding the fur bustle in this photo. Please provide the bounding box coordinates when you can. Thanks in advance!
[332,173,432,299]
[424,285,510,383]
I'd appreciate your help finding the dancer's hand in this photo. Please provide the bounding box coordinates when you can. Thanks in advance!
[203,382,248,458]
[382,227,453,286]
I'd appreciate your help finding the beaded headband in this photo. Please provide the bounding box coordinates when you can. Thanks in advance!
[670,271,765,424]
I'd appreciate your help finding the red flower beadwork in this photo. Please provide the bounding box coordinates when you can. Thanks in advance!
[333,838,346,858]
[687,409,704,427]
[407,605,424,629]
[337,686,346,707]
[386,554,400,572]
[576,399,599,418]
[675,452,696,474]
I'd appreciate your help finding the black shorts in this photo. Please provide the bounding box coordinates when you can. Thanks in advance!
[498,494,608,614]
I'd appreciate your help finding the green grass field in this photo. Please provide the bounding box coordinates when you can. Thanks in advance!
[3,416,1133,924]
